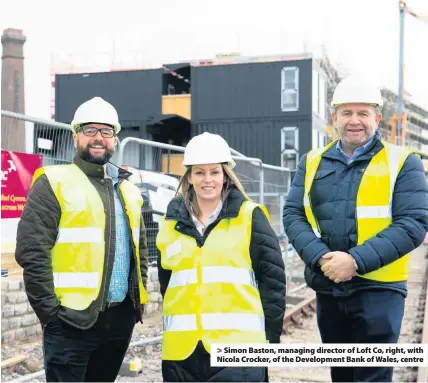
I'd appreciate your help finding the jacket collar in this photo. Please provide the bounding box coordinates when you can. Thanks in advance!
[323,132,384,162]
[336,132,377,158]
[72,154,132,180]
[165,187,245,224]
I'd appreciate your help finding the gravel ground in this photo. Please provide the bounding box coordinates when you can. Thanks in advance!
[2,247,427,382]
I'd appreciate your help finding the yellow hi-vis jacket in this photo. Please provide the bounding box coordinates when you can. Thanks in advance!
[157,200,268,361]
[32,164,149,311]
[304,139,413,282]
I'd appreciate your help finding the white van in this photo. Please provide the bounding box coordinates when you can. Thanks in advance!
[123,166,180,264]
[125,166,180,222]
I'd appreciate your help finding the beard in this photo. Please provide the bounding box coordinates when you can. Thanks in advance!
[76,140,114,165]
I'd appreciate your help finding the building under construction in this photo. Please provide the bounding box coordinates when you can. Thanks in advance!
[316,57,428,167]
[52,53,331,173]
[50,53,428,173]
[379,89,428,162]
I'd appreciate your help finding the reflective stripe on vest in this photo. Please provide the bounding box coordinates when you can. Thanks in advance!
[163,313,265,332]
[119,180,146,296]
[356,206,390,219]
[32,164,149,311]
[167,267,257,289]
[57,228,103,243]
[132,228,140,246]
[304,140,413,282]
[53,272,99,288]
[157,200,268,361]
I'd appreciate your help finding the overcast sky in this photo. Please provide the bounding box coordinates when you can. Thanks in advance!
[1,0,428,120]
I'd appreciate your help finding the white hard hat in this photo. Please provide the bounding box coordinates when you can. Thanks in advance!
[71,97,121,134]
[331,74,383,109]
[183,132,236,169]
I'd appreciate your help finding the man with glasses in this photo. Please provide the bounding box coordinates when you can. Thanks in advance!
[16,97,150,382]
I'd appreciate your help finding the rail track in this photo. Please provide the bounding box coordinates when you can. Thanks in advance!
[282,250,316,335]
[417,273,428,383]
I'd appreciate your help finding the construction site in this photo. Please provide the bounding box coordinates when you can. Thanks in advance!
[1,1,428,382]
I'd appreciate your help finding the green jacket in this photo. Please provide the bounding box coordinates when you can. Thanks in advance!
[16,155,149,329]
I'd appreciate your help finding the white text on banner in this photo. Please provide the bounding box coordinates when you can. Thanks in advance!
[210,344,428,367]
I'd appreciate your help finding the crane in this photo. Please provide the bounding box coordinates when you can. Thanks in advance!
[390,0,428,146]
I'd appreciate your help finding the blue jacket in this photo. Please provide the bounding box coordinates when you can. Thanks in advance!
[283,134,428,297]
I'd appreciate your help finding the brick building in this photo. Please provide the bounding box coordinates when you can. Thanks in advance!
[1,28,26,152]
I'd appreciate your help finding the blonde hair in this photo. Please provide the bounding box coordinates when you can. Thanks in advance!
[176,164,251,218]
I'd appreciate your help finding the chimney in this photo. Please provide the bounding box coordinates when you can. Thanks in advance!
[1,28,26,152]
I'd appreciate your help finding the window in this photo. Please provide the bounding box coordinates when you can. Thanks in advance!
[282,128,299,151]
[312,129,327,149]
[312,69,327,121]
[282,152,297,170]
[318,132,326,148]
[281,127,299,169]
[312,129,319,150]
[319,76,326,120]
[312,70,319,115]
[281,67,299,112]
[167,84,175,95]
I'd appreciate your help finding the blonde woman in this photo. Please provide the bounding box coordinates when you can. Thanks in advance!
[156,132,286,382]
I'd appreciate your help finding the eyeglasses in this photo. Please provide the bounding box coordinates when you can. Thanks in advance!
[77,126,116,138]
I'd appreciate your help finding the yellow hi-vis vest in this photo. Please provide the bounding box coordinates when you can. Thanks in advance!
[157,201,269,361]
[304,140,413,282]
[32,164,149,311]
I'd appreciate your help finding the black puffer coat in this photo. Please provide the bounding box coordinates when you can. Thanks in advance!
[158,187,286,344]
[283,134,428,297]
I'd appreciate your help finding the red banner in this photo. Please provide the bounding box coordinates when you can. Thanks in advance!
[1,150,43,219]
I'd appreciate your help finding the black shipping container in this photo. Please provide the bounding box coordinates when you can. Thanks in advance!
[192,118,312,167]
[55,69,163,123]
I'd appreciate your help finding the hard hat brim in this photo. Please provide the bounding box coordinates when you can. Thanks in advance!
[331,102,382,109]
[182,159,236,170]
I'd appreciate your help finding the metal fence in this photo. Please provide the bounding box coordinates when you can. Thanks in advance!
[117,137,291,237]
[1,110,292,264]
[1,110,75,165]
